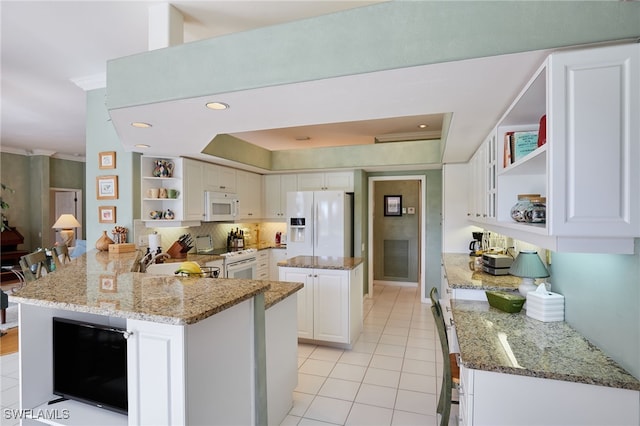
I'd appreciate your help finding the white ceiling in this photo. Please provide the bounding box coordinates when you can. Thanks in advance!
[1,0,552,166]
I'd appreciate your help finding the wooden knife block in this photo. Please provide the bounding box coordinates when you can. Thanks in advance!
[167,241,187,259]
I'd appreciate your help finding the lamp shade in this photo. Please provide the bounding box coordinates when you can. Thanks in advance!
[509,250,549,278]
[52,214,81,229]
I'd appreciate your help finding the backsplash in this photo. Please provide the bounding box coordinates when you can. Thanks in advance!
[133,220,287,252]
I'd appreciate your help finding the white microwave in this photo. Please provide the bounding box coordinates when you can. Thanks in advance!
[204,191,239,222]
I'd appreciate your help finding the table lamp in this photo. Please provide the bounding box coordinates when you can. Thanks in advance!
[509,250,549,296]
[52,214,81,247]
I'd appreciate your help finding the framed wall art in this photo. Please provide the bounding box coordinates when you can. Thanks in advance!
[98,206,116,223]
[96,175,118,200]
[384,195,402,216]
[98,151,116,169]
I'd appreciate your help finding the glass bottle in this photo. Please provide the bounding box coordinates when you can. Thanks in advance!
[510,194,540,222]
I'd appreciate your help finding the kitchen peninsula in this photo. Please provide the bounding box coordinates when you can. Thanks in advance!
[10,249,302,426]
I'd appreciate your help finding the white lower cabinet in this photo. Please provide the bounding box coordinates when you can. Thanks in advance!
[279,264,362,347]
[256,250,269,280]
[269,249,287,281]
[458,364,639,426]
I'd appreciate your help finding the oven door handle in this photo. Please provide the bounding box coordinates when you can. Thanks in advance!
[226,257,257,269]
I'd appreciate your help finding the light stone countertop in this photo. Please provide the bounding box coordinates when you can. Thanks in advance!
[277,255,364,270]
[9,249,301,325]
[452,299,640,390]
[443,252,521,291]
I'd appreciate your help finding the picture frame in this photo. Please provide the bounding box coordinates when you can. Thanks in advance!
[98,206,116,223]
[96,175,118,200]
[384,195,402,216]
[99,275,117,293]
[98,151,116,169]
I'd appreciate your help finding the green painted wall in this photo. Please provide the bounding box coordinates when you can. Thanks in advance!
[106,1,640,109]
[0,153,85,251]
[550,243,640,378]
[86,89,141,247]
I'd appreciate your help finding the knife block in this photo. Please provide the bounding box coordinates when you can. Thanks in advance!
[167,241,187,259]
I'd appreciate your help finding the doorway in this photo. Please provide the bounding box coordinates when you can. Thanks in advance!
[50,189,83,246]
[367,175,426,300]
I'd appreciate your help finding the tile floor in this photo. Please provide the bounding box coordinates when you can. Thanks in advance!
[0,283,457,426]
[281,283,457,425]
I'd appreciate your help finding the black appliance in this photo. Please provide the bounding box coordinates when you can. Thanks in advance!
[52,317,128,414]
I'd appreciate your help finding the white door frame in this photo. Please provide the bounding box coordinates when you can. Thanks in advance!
[367,175,426,302]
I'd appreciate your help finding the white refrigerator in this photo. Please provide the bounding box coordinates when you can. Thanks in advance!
[286,191,353,258]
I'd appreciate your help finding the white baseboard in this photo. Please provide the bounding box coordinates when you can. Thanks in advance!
[373,280,418,288]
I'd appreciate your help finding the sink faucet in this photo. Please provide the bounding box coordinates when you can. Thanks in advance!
[138,250,171,273]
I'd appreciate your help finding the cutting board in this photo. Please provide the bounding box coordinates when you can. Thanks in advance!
[108,243,136,253]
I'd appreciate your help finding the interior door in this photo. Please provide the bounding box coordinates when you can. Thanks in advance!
[373,180,420,283]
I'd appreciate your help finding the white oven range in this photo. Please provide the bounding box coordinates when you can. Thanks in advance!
[220,248,257,279]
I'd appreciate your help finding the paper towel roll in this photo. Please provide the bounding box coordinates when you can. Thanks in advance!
[148,234,161,250]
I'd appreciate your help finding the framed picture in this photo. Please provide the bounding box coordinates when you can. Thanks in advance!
[98,151,116,169]
[96,175,118,200]
[98,206,116,223]
[384,195,402,216]
[99,275,117,293]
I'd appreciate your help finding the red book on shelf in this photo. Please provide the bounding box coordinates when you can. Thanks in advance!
[537,115,547,147]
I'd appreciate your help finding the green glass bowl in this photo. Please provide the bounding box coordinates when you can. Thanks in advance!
[485,291,526,313]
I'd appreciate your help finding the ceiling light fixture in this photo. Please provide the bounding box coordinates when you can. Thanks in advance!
[205,102,229,110]
[131,122,152,128]
[418,124,428,129]
[135,144,151,149]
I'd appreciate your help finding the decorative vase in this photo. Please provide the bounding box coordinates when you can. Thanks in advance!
[95,230,114,251]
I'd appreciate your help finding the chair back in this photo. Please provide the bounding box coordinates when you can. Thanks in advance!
[19,250,49,282]
[430,287,453,426]
[53,244,72,268]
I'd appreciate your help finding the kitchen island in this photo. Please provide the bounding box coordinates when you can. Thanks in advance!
[442,253,640,425]
[278,256,363,348]
[10,249,302,426]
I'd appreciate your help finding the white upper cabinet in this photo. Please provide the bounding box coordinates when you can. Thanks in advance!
[297,171,353,191]
[183,159,205,221]
[264,174,297,219]
[471,43,639,254]
[203,163,237,193]
[236,170,263,220]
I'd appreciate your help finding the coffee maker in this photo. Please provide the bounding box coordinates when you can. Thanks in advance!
[469,232,483,256]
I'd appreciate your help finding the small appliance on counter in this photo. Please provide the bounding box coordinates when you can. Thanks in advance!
[469,232,483,256]
[482,253,514,276]
[195,235,215,254]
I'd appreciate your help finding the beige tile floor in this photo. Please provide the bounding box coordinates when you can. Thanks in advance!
[0,284,456,426]
[281,284,456,425]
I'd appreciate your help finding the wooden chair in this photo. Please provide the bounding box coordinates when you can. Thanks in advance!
[19,250,50,282]
[52,244,72,269]
[430,287,460,426]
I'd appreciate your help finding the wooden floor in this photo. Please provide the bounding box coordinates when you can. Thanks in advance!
[0,327,19,356]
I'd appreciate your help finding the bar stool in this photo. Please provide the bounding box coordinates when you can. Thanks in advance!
[19,250,50,282]
[52,244,72,269]
[430,287,460,426]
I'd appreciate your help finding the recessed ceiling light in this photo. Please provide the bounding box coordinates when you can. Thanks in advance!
[131,122,152,128]
[418,124,428,129]
[205,102,229,110]
[135,144,151,149]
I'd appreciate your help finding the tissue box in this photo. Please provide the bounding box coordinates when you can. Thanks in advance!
[526,288,564,322]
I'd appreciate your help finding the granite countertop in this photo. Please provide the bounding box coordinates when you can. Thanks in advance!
[9,249,282,326]
[443,252,520,291]
[452,299,640,391]
[278,255,363,270]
